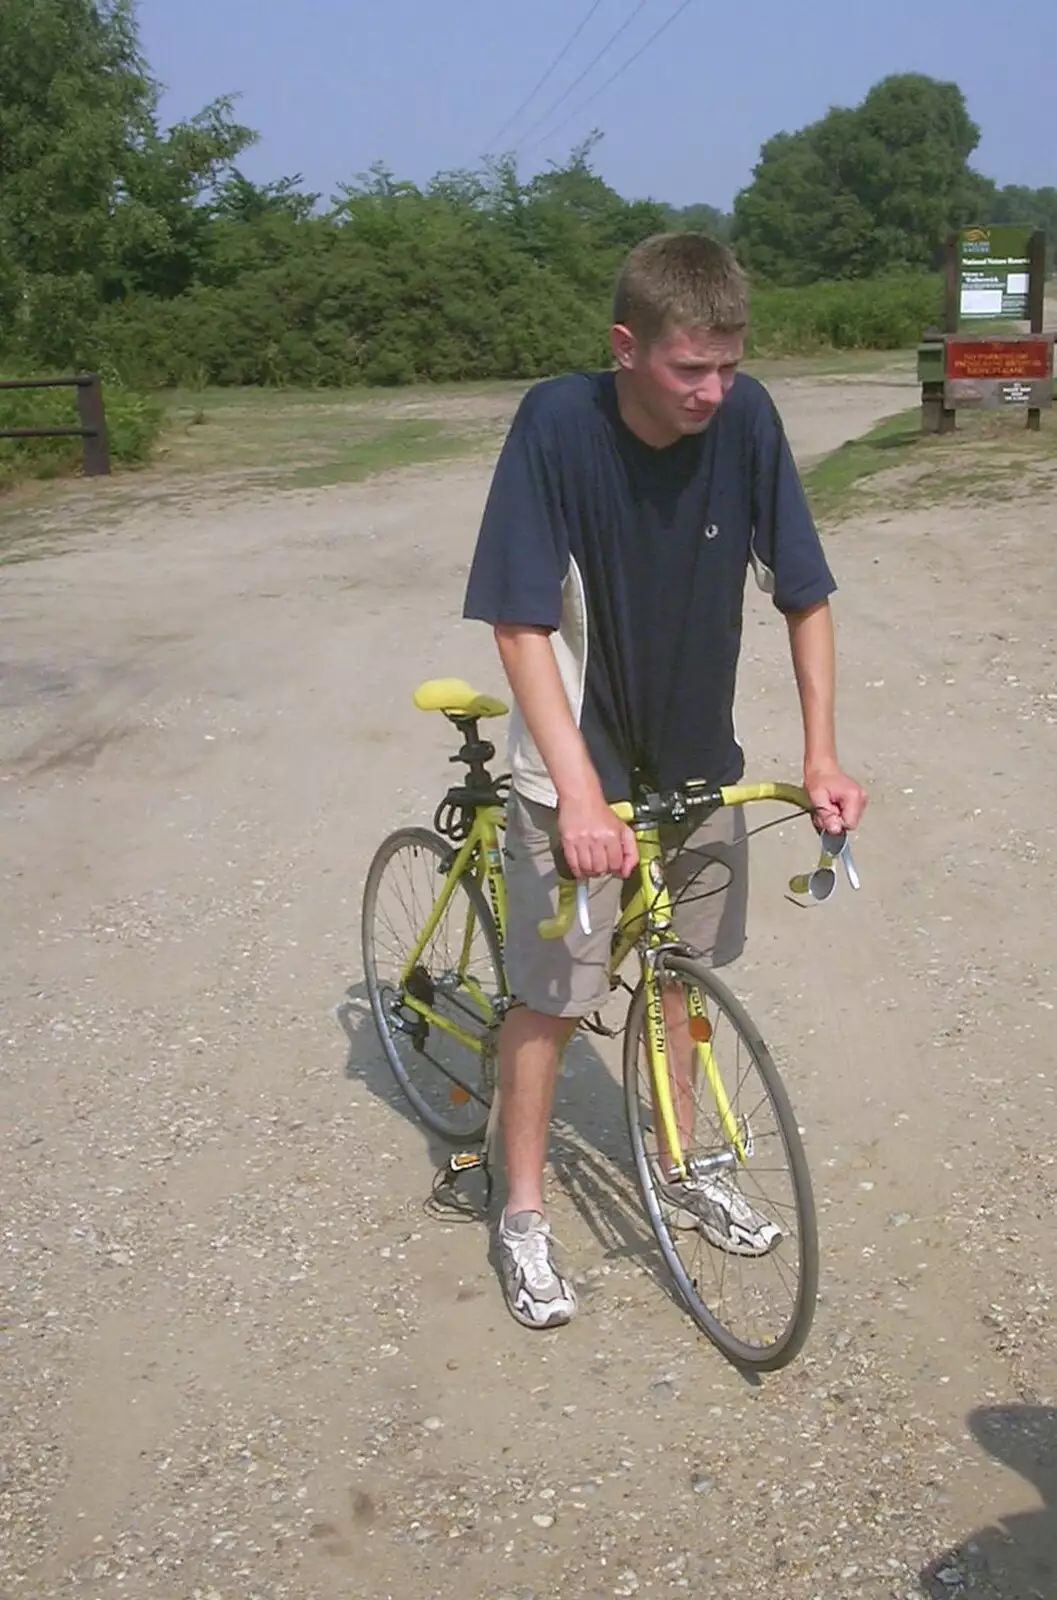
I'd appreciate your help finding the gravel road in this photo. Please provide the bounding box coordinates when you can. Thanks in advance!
[2,369,1055,1600]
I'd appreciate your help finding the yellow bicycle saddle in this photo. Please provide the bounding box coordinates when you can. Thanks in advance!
[412,678,508,719]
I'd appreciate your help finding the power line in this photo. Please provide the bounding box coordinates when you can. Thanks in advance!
[512,0,653,152]
[524,0,700,154]
[487,0,608,150]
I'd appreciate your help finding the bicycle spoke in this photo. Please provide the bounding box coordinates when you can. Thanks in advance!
[363,830,503,1142]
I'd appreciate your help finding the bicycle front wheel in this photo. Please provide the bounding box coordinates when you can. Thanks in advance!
[623,952,818,1370]
[361,827,504,1141]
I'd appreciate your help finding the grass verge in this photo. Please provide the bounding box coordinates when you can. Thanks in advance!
[155,352,914,482]
[155,386,519,484]
[278,419,491,488]
[803,409,923,518]
[803,397,1057,523]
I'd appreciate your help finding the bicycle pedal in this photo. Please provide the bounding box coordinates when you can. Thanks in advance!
[426,1149,494,1223]
[448,1151,485,1174]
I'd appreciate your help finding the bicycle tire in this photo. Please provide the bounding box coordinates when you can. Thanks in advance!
[361,827,504,1141]
[623,951,819,1370]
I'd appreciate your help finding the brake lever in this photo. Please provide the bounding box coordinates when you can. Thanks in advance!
[841,839,861,891]
[553,844,594,937]
[576,881,592,936]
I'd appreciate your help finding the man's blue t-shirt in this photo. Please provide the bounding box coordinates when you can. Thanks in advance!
[463,369,835,807]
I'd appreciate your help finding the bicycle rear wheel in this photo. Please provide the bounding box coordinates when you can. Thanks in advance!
[362,827,503,1141]
[623,951,818,1370]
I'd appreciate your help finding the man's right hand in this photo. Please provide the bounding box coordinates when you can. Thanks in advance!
[557,794,638,881]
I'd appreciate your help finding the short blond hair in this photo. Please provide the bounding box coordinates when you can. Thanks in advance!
[613,232,748,343]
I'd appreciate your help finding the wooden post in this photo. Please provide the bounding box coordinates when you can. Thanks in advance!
[75,374,110,475]
[944,233,960,334]
[938,234,959,431]
[1027,230,1046,432]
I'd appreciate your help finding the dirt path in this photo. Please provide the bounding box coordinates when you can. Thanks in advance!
[2,371,1055,1600]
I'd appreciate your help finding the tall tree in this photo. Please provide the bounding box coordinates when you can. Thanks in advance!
[732,74,982,284]
[0,0,254,360]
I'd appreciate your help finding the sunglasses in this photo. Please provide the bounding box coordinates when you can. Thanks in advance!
[788,827,861,903]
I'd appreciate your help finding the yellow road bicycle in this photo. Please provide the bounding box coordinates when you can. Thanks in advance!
[361,678,861,1370]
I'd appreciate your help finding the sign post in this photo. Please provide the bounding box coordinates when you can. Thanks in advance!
[920,226,1051,434]
[1027,229,1047,431]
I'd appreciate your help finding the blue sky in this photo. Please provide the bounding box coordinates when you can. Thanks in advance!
[138,0,1055,209]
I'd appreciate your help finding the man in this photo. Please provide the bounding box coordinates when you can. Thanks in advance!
[463,233,866,1330]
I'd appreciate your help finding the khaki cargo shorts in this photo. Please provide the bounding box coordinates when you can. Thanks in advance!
[503,790,748,1019]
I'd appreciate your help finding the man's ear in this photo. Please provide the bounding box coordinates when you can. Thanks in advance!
[609,323,636,370]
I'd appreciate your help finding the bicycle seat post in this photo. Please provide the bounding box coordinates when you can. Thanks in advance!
[449,716,495,788]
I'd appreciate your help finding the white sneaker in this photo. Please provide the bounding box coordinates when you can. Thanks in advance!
[656,1171,782,1257]
[498,1210,577,1329]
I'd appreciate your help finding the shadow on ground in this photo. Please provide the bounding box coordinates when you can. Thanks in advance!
[335,979,680,1314]
[920,1405,1057,1599]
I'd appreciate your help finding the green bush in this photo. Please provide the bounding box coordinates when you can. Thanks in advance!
[0,379,164,489]
[747,274,943,356]
[77,269,943,393]
[86,234,611,389]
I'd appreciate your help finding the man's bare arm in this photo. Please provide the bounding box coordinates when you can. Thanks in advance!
[495,625,637,879]
[785,600,867,832]
[786,599,837,772]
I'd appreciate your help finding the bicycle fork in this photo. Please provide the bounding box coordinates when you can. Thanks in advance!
[638,832,748,1186]
[647,972,748,1185]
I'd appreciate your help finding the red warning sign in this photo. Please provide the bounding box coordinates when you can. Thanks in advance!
[945,338,1053,381]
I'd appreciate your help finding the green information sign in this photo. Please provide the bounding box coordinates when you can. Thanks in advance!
[958,224,1033,320]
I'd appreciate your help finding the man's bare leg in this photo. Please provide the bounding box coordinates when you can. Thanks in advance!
[495,1004,580,1328]
[499,1004,577,1215]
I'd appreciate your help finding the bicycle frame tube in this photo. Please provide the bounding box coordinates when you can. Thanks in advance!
[475,808,508,956]
[610,807,667,971]
[396,808,508,1055]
